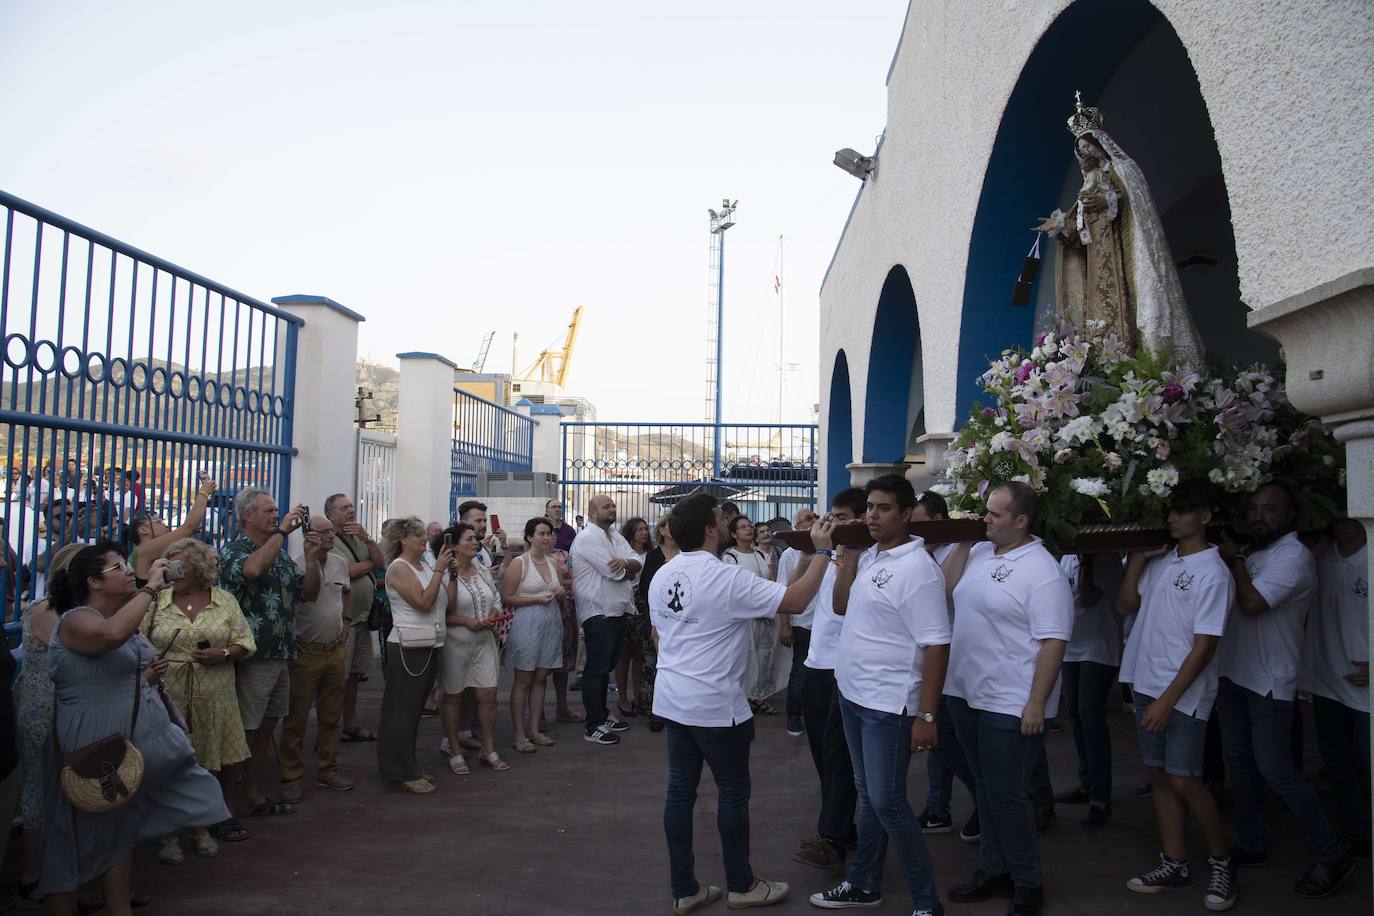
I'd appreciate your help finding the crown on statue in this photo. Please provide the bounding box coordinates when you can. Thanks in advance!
[1066,90,1104,136]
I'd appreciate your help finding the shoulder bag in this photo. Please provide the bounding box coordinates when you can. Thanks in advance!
[54,664,144,813]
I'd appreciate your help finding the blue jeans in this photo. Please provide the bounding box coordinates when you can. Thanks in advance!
[947,695,1045,888]
[839,695,939,910]
[924,697,975,817]
[663,718,755,898]
[1311,695,1372,846]
[1062,661,1118,802]
[1215,678,1344,863]
[581,615,625,732]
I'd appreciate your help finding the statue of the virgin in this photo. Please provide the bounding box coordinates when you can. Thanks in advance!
[1035,94,1204,366]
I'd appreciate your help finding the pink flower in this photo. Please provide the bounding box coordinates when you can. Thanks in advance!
[1162,383,1185,402]
[983,407,997,417]
[1016,362,1033,383]
[1034,331,1047,346]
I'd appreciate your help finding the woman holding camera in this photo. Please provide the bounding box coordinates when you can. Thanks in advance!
[41,543,228,915]
[139,538,256,855]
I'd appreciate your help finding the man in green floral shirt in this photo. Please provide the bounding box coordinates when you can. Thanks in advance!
[219,487,321,816]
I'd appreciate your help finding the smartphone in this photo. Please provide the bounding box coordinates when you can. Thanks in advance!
[490,514,501,534]
[443,532,453,548]
[197,469,211,484]
[166,559,184,582]
[197,639,211,650]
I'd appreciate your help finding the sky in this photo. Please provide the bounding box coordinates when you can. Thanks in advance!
[0,1,906,424]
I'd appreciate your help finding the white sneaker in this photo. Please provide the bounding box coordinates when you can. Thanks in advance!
[673,882,722,915]
[727,877,788,909]
[440,737,451,755]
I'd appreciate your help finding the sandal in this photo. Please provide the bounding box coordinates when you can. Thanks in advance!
[555,709,585,723]
[340,726,378,742]
[513,738,538,754]
[529,733,556,747]
[209,819,249,842]
[448,754,470,775]
[459,735,483,751]
[249,797,296,817]
[423,772,437,783]
[617,704,637,718]
[192,834,219,858]
[157,842,184,866]
[400,778,436,795]
[480,752,511,771]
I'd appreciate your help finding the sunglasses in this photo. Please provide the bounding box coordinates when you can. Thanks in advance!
[100,559,133,575]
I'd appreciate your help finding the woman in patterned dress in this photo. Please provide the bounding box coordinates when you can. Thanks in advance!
[614,517,652,717]
[722,516,780,714]
[549,545,584,724]
[13,543,85,906]
[139,538,256,855]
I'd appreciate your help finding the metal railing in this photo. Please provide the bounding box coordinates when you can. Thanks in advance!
[560,422,817,524]
[0,189,299,624]
[450,388,533,517]
[355,428,396,536]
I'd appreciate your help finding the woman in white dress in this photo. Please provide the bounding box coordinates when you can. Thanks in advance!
[501,518,565,754]
[437,523,507,773]
[378,517,454,796]
[722,516,779,714]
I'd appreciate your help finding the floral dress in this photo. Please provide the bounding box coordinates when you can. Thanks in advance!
[551,549,579,671]
[139,588,257,771]
[17,601,55,828]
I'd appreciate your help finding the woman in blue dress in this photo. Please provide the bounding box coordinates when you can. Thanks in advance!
[40,542,229,915]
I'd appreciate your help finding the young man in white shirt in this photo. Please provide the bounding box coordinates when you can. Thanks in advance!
[777,506,819,737]
[282,515,355,800]
[570,494,641,745]
[1053,551,1125,827]
[1216,483,1351,897]
[650,492,835,914]
[1300,514,1370,856]
[809,475,949,916]
[791,488,865,874]
[943,482,1072,916]
[1116,480,1235,909]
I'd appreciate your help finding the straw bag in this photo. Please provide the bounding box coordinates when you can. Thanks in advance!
[54,666,144,813]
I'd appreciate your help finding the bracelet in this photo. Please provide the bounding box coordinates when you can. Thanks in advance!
[273,527,289,539]
[814,548,834,556]
[138,585,159,600]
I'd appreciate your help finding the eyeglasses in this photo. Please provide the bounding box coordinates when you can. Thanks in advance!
[100,559,132,575]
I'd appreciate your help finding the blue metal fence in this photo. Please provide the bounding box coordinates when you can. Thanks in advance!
[0,189,299,627]
[450,388,534,517]
[560,422,817,526]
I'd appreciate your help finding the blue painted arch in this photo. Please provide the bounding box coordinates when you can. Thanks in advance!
[826,349,853,502]
[862,265,921,464]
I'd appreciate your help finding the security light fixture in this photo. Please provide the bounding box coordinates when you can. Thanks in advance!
[833,148,875,179]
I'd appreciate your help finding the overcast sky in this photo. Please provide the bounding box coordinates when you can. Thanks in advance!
[0,1,904,423]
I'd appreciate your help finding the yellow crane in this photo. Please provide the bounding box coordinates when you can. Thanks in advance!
[519,306,583,387]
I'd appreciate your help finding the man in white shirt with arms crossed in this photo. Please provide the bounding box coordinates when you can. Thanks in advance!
[651,492,835,915]
[809,475,949,916]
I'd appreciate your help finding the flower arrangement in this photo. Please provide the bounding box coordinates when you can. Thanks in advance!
[936,318,1343,549]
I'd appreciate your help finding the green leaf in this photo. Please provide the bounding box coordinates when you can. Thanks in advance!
[1121,459,1139,497]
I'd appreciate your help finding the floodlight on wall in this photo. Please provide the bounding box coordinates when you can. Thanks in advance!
[833,148,876,179]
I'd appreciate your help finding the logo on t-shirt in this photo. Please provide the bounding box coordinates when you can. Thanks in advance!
[1173,571,1195,591]
[990,564,1012,583]
[1356,577,1369,598]
[661,574,693,613]
[871,568,893,589]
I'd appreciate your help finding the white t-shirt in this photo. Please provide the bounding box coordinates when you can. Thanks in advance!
[776,547,816,628]
[804,561,842,670]
[947,538,1073,718]
[1118,546,1233,719]
[836,537,951,716]
[569,525,637,624]
[1299,542,1369,712]
[722,547,771,580]
[650,550,787,727]
[1060,553,1126,666]
[1219,531,1315,701]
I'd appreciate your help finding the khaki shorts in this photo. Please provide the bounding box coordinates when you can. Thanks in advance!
[347,618,375,678]
[236,657,290,731]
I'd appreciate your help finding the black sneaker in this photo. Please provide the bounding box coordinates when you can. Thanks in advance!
[1127,854,1193,894]
[958,810,980,843]
[1034,808,1056,835]
[1293,856,1354,899]
[786,717,804,736]
[1204,855,1237,911]
[807,880,882,908]
[917,807,953,834]
[1008,885,1044,916]
[606,715,631,733]
[1227,845,1268,868]
[947,869,1013,903]
[1080,803,1112,828]
[583,723,621,745]
[1053,785,1089,804]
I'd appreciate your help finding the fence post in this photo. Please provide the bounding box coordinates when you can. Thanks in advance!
[397,352,455,524]
[271,295,363,513]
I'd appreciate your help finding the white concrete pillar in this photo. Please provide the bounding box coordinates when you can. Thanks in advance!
[271,295,363,514]
[397,351,456,525]
[525,404,564,478]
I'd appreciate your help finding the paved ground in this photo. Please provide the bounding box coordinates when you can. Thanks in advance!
[70,666,1374,915]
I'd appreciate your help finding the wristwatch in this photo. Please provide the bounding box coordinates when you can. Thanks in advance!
[915,711,936,724]
[221,648,230,661]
